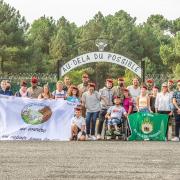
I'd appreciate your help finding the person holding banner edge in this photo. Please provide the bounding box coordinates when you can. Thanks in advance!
[171,80,180,141]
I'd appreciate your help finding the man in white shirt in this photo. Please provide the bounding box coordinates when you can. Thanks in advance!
[127,78,140,113]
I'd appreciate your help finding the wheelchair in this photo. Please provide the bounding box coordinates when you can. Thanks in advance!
[104,116,128,140]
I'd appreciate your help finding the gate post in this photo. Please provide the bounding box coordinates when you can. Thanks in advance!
[141,59,145,83]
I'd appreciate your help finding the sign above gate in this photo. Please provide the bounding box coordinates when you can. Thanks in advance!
[60,52,141,77]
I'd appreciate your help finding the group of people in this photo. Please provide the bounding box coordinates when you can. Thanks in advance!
[0,74,180,142]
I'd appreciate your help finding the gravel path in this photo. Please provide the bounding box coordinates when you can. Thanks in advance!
[0,141,180,180]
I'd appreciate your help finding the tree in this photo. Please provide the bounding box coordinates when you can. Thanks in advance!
[50,17,77,61]
[160,32,180,72]
[27,16,56,72]
[0,0,28,73]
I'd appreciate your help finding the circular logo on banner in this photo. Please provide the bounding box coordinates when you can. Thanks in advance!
[141,119,153,134]
[21,103,52,125]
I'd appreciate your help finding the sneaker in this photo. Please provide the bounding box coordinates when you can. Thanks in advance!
[106,136,111,140]
[171,137,179,142]
[91,135,97,141]
[97,134,101,140]
[106,130,112,136]
[86,134,92,140]
[114,130,121,136]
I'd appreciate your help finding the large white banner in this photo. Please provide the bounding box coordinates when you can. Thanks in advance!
[0,95,76,141]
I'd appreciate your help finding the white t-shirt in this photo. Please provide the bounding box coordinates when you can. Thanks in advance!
[127,85,140,111]
[155,92,171,111]
[71,116,85,129]
[52,90,66,100]
[107,106,127,119]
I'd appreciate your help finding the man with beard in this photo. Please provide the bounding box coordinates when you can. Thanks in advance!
[168,80,175,95]
[112,77,126,101]
[63,76,71,92]
[97,79,115,140]
[78,73,90,117]
[127,78,141,113]
[27,77,43,98]
[77,73,89,97]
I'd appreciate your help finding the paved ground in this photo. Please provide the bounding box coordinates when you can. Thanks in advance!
[0,141,180,180]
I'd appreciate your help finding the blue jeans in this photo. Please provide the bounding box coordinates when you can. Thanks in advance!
[86,111,99,135]
[139,107,150,113]
[107,118,123,126]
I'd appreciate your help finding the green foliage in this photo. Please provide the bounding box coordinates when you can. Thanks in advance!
[0,1,179,85]
[174,63,180,80]
[0,0,28,72]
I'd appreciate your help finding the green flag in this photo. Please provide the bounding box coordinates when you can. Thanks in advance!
[128,112,169,141]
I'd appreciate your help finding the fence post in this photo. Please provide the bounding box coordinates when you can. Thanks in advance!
[141,59,145,83]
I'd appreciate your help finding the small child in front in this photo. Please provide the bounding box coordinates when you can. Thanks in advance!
[70,106,86,141]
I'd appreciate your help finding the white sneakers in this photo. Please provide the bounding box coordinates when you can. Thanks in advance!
[86,135,97,140]
[91,135,97,140]
[171,137,180,142]
[96,134,101,140]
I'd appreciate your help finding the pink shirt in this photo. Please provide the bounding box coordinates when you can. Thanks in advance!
[123,97,133,113]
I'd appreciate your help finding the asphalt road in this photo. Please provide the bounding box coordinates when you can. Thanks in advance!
[0,141,180,180]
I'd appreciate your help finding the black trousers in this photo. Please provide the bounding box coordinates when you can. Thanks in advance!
[174,112,180,137]
[97,109,107,135]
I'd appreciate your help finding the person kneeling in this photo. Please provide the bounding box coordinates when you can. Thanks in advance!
[71,106,86,141]
[105,96,127,136]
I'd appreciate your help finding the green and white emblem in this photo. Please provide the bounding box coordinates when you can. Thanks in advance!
[141,118,153,134]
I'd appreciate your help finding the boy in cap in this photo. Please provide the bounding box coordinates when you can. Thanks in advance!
[27,76,43,98]
[105,96,127,136]
[70,106,86,141]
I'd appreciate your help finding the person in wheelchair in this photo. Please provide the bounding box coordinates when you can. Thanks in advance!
[105,96,127,136]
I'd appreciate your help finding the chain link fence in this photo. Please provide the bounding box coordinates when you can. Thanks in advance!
[0,72,172,93]
[0,73,58,93]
